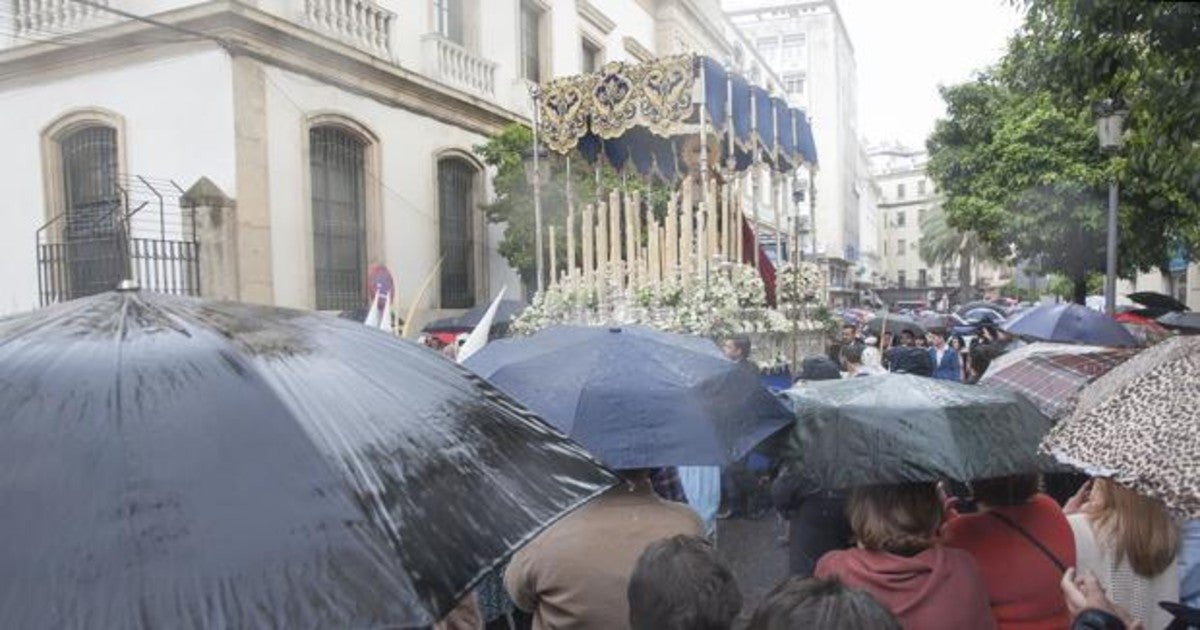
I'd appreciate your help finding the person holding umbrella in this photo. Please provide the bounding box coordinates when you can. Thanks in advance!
[772,357,853,578]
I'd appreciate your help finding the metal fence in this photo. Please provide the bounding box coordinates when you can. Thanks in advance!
[35,175,201,306]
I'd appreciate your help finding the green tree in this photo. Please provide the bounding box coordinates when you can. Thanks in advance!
[918,205,991,300]
[927,80,1109,304]
[1003,1,1200,273]
[927,2,1199,305]
[475,124,669,289]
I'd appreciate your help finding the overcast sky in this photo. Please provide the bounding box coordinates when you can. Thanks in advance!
[836,0,1024,149]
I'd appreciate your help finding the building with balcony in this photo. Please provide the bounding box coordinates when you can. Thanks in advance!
[868,142,1009,307]
[0,0,735,319]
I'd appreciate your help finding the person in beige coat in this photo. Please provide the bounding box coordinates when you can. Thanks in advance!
[504,470,704,630]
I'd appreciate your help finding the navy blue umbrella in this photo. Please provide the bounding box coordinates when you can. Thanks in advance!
[1001,303,1137,347]
[465,325,794,469]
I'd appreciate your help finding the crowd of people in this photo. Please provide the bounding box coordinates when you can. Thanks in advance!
[439,470,1192,629]
[825,319,1016,384]
[430,322,1196,630]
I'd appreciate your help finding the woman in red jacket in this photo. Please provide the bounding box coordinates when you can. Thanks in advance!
[815,483,994,630]
[943,474,1076,630]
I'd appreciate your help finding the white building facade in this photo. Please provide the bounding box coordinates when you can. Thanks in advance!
[0,0,734,319]
[724,0,862,303]
[869,143,1009,305]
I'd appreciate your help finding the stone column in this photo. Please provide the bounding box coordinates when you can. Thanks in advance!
[181,177,239,301]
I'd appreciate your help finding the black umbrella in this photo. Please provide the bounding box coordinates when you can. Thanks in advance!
[465,325,795,468]
[1128,291,1188,312]
[1158,310,1200,333]
[864,313,927,337]
[781,374,1053,488]
[956,300,1007,316]
[423,299,525,333]
[0,289,616,629]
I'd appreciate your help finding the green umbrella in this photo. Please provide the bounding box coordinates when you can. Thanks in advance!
[781,374,1053,489]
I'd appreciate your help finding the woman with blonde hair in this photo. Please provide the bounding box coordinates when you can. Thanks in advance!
[814,483,994,629]
[1067,478,1181,629]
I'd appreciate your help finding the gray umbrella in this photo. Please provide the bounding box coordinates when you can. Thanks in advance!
[781,374,1053,489]
[0,289,617,629]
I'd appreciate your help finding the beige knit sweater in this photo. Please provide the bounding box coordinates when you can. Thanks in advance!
[1068,513,1179,629]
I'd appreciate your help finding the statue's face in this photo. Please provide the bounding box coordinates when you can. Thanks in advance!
[680,135,719,175]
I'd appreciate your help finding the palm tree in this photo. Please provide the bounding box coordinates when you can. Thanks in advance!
[919,206,987,301]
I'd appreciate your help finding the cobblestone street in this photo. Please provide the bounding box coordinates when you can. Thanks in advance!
[717,515,789,626]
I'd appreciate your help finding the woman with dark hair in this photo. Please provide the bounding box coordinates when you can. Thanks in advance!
[748,576,900,630]
[814,483,994,629]
[943,474,1076,629]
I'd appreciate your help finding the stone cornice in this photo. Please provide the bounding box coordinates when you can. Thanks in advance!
[0,0,525,136]
[622,36,655,62]
[577,0,616,34]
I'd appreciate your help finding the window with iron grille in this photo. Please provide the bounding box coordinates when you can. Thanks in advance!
[439,158,477,309]
[61,124,124,299]
[310,126,367,311]
[519,1,542,81]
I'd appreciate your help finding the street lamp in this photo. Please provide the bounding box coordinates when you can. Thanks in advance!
[1095,98,1127,314]
[522,145,550,292]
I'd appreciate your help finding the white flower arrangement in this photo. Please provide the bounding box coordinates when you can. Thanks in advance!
[510,261,835,370]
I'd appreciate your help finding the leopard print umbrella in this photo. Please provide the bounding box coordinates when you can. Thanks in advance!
[1041,335,1200,518]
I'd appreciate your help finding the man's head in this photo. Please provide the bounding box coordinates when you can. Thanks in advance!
[797,355,843,381]
[839,344,864,370]
[841,324,857,343]
[927,329,946,349]
[723,334,751,362]
[628,535,742,630]
[898,330,916,347]
[748,577,900,630]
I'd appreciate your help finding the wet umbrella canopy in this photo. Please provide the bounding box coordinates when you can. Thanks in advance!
[782,374,1053,489]
[864,314,927,337]
[465,325,795,469]
[0,290,617,629]
[1002,302,1138,347]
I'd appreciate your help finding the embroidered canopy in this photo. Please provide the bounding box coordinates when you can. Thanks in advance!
[538,55,818,181]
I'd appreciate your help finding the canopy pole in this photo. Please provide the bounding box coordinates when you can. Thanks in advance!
[749,89,760,270]
[697,61,710,284]
[566,157,576,276]
[725,62,736,264]
[530,84,545,293]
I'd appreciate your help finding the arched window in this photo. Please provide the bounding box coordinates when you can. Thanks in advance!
[60,124,123,299]
[310,125,367,311]
[438,156,479,309]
